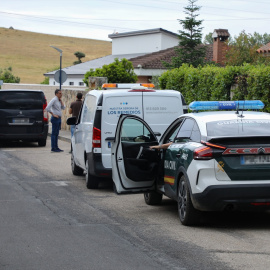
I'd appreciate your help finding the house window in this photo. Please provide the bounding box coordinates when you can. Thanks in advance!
[79,82,84,86]
[69,82,74,86]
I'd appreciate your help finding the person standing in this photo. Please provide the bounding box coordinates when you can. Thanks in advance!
[46,89,66,152]
[69,92,83,137]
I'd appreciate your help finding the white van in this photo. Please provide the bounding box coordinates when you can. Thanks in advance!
[67,83,187,189]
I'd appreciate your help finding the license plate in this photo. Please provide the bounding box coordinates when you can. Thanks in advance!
[241,155,270,165]
[12,118,29,123]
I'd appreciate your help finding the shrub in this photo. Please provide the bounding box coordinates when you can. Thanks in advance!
[159,64,270,111]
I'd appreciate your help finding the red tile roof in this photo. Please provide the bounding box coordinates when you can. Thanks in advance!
[257,42,270,53]
[129,44,213,69]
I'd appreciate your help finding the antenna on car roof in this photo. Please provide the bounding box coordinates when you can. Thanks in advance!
[241,100,245,117]
[235,100,239,115]
[237,99,245,118]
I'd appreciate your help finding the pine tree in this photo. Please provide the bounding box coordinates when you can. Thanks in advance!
[166,0,206,68]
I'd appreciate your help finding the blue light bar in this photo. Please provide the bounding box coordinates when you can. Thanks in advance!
[189,100,265,111]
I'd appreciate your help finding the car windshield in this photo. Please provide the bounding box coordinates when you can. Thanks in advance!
[0,91,43,109]
[207,119,270,137]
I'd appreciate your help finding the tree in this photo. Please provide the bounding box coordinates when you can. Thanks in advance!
[83,58,137,85]
[226,31,270,66]
[203,32,213,44]
[74,51,85,65]
[0,67,20,83]
[250,32,270,46]
[165,0,206,68]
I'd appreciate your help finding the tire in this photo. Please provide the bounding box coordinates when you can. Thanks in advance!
[71,150,84,176]
[85,157,99,189]
[38,138,47,147]
[178,175,200,226]
[144,191,163,205]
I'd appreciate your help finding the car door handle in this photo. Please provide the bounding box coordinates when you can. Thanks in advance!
[118,158,123,161]
[176,154,181,158]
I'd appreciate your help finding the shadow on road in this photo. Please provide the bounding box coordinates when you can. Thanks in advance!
[147,198,270,229]
[0,140,41,148]
[200,210,270,229]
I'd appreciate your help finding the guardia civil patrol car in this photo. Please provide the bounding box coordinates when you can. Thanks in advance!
[111,100,270,226]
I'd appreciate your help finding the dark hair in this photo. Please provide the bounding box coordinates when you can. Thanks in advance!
[55,89,61,95]
[77,93,83,99]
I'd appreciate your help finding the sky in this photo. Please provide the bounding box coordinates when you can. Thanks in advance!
[1,0,270,41]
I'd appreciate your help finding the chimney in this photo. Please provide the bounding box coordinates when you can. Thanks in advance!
[212,29,230,65]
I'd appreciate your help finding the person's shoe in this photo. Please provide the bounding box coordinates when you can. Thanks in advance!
[56,148,64,152]
[51,148,61,152]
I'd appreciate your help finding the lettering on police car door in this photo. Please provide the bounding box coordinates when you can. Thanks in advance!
[164,160,176,170]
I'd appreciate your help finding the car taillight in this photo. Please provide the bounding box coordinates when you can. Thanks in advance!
[194,142,226,160]
[194,146,213,160]
[92,127,101,148]
[43,103,48,122]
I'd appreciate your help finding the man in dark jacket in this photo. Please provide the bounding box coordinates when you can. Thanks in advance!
[69,92,83,137]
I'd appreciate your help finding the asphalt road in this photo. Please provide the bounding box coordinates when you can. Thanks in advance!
[1,139,270,270]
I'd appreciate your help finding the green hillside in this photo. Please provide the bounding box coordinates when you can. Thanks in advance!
[0,27,111,84]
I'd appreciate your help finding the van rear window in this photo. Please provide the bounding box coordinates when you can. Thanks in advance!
[0,91,43,109]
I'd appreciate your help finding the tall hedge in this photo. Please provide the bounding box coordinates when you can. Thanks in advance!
[159,64,270,112]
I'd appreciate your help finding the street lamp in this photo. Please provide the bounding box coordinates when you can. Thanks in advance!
[50,45,63,89]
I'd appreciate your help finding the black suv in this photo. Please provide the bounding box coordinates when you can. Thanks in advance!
[0,89,49,146]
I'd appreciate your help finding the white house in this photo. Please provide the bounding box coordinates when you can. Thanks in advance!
[109,28,179,55]
[44,28,179,86]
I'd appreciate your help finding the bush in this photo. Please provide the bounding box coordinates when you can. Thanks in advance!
[0,67,20,83]
[83,58,137,86]
[159,64,270,111]
[40,77,49,84]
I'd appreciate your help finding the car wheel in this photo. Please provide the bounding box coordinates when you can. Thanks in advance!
[71,150,84,176]
[85,157,99,189]
[178,175,200,226]
[38,138,46,147]
[144,191,163,205]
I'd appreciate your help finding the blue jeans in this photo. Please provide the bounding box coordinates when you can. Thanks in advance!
[51,116,61,150]
[71,125,75,137]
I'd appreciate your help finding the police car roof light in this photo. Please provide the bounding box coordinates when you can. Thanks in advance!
[189,100,264,111]
[141,83,155,88]
[102,83,155,89]
[102,83,117,88]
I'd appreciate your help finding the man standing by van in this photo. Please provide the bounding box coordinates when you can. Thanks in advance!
[46,89,66,152]
[69,92,83,137]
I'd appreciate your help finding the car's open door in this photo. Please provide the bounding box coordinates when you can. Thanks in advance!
[111,115,160,194]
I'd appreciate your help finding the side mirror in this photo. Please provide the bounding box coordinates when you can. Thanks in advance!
[66,116,76,125]
[153,132,161,136]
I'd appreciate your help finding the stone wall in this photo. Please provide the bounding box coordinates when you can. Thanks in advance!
[1,83,88,130]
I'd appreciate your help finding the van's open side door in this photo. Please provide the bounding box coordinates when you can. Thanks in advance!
[112,115,159,194]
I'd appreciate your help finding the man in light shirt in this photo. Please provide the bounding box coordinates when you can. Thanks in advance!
[46,89,66,152]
